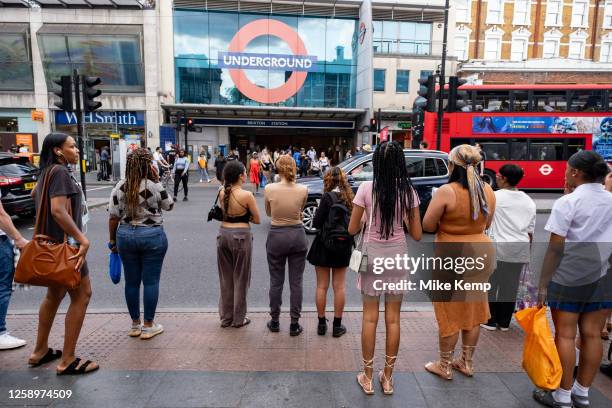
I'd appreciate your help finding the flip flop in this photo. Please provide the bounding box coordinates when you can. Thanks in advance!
[56,358,99,376]
[232,317,251,328]
[28,348,62,368]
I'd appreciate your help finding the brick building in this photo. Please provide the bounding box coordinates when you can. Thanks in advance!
[454,0,612,83]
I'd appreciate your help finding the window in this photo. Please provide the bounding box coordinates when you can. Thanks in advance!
[373,20,432,55]
[510,140,528,160]
[568,40,585,59]
[455,34,469,60]
[486,0,504,24]
[420,70,434,80]
[511,38,527,61]
[479,141,509,160]
[545,0,563,26]
[0,117,19,132]
[529,140,563,161]
[571,0,589,27]
[396,70,410,93]
[39,33,144,92]
[513,0,530,25]
[456,0,471,23]
[374,69,386,91]
[601,41,612,62]
[0,30,34,91]
[349,161,374,182]
[406,157,425,177]
[543,39,560,58]
[605,1,612,29]
[568,90,603,111]
[566,138,586,157]
[485,37,501,60]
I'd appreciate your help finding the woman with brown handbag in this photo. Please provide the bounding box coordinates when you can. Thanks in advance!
[27,133,98,375]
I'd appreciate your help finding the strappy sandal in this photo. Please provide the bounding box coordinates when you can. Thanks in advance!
[378,355,397,395]
[452,345,476,377]
[232,317,251,328]
[356,357,375,395]
[56,358,99,376]
[425,350,454,380]
[29,348,62,367]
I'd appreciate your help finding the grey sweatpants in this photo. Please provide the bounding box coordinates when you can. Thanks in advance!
[266,225,308,323]
[217,227,252,326]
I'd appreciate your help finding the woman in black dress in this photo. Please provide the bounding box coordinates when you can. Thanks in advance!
[307,167,354,337]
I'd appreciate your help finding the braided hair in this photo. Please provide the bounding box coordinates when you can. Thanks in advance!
[372,141,415,240]
[125,148,156,219]
[222,160,246,216]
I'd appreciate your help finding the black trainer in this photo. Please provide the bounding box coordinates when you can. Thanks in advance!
[289,323,303,337]
[267,320,279,333]
[183,196,188,202]
[332,324,347,338]
[317,319,328,336]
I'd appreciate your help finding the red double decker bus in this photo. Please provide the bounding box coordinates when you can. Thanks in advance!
[422,84,612,189]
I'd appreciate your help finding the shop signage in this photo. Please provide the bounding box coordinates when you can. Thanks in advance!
[31,110,44,122]
[192,118,354,130]
[397,122,412,129]
[55,111,145,126]
[379,126,389,142]
[224,19,316,104]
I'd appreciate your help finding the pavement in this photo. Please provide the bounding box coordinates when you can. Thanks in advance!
[1,311,611,407]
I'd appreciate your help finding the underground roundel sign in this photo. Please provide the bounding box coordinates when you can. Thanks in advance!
[218,19,318,104]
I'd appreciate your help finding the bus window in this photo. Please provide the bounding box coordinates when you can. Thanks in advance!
[406,157,424,177]
[450,138,472,149]
[534,91,566,112]
[511,91,529,112]
[510,140,528,160]
[479,141,509,160]
[565,138,585,159]
[529,140,564,161]
[568,90,603,112]
[473,91,511,112]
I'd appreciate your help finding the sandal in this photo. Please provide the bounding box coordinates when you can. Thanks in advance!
[56,358,99,376]
[378,355,397,395]
[425,350,454,380]
[29,348,62,367]
[356,357,375,395]
[452,345,476,377]
[232,317,251,328]
[532,389,572,407]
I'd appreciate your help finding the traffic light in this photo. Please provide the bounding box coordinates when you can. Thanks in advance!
[53,76,73,111]
[447,76,468,112]
[369,117,377,130]
[187,118,196,132]
[82,76,102,112]
[415,75,436,112]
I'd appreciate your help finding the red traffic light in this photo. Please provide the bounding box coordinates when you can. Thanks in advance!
[370,118,377,127]
[187,118,193,126]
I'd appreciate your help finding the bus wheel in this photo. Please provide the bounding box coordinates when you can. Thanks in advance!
[482,170,497,189]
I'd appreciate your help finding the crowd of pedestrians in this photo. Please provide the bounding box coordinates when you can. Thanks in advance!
[1,132,611,407]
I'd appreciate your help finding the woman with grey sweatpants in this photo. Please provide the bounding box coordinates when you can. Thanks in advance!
[217,160,260,328]
[263,154,308,337]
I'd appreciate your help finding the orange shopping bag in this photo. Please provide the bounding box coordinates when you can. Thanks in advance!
[515,306,562,390]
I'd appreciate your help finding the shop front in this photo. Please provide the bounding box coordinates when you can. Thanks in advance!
[54,110,146,172]
[0,109,38,154]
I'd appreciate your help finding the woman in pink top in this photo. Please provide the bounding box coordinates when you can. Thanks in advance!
[348,141,422,395]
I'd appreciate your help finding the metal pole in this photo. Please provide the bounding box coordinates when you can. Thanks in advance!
[73,70,87,200]
[436,0,450,151]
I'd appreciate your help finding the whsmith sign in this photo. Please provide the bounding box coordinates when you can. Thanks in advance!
[55,111,145,126]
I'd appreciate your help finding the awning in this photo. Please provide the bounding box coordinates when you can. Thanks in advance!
[0,0,149,8]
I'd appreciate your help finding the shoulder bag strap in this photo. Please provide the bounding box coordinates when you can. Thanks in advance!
[33,165,59,237]
[364,192,374,244]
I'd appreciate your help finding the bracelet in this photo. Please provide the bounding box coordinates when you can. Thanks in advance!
[108,241,116,250]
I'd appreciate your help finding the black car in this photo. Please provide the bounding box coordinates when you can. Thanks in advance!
[0,153,39,217]
[297,149,450,234]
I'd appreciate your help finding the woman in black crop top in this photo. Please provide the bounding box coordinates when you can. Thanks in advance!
[216,160,260,328]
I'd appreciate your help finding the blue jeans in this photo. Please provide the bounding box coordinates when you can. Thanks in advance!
[199,168,209,181]
[0,236,15,334]
[116,225,168,322]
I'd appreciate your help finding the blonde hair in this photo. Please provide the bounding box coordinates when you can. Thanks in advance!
[276,154,296,182]
[449,144,489,220]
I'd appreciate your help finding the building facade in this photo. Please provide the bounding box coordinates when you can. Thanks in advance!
[0,0,161,170]
[454,0,612,83]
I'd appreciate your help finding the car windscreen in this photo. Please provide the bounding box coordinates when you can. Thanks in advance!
[0,159,37,176]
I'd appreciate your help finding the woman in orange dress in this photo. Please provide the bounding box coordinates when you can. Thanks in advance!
[249,152,261,194]
[422,144,496,380]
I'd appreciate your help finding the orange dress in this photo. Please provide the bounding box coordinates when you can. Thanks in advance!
[433,182,496,337]
[249,159,260,185]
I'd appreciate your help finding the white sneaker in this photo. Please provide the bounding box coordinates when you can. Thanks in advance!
[140,323,164,340]
[128,323,142,337]
[0,332,27,350]
[199,179,203,183]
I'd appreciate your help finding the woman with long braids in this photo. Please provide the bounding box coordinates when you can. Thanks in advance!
[28,133,97,375]
[108,148,174,340]
[348,141,422,395]
[422,144,496,380]
[217,160,261,328]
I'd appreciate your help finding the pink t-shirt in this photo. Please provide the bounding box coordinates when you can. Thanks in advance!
[353,181,420,244]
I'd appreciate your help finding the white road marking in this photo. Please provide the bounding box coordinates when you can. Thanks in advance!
[86,186,113,192]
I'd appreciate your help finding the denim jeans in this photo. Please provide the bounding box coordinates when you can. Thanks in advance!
[0,236,15,334]
[199,168,209,181]
[116,225,168,322]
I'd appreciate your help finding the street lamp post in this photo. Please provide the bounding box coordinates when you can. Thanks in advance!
[436,0,450,151]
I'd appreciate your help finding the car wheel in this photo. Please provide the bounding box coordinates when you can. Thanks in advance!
[482,170,497,189]
[302,202,319,235]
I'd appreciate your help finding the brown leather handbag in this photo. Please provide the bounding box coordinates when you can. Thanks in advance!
[14,165,81,289]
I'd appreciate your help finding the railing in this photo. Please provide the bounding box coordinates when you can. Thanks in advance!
[373,39,433,56]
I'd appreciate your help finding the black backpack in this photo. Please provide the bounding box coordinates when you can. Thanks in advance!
[320,192,353,254]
